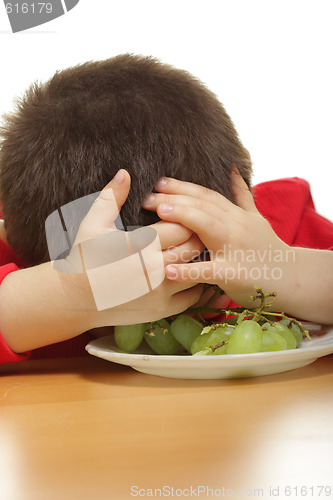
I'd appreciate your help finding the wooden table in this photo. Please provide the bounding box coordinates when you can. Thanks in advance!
[1,354,332,500]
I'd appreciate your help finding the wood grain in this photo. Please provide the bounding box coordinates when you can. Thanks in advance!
[1,355,332,500]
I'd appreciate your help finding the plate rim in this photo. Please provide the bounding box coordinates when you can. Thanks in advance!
[86,327,333,364]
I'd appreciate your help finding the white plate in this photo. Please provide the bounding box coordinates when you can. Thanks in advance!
[85,324,333,379]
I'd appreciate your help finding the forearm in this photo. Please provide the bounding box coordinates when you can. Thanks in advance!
[0,262,203,354]
[0,263,97,353]
[273,248,333,323]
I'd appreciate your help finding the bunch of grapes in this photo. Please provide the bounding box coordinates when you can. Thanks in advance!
[114,287,310,356]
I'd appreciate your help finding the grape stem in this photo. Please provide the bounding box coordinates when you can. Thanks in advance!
[186,286,310,339]
[205,285,225,307]
[209,340,228,352]
[145,322,168,337]
[250,287,277,312]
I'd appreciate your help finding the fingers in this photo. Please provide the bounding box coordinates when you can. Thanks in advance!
[75,170,131,244]
[155,203,226,253]
[155,272,204,299]
[192,287,232,310]
[101,169,131,207]
[143,192,227,220]
[231,167,259,214]
[165,261,217,285]
[88,169,131,228]
[148,173,258,215]
[151,221,193,250]
[153,177,236,213]
[163,233,205,266]
[169,283,204,314]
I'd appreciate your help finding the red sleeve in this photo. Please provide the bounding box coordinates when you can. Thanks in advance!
[0,245,92,366]
[0,242,90,364]
[0,262,31,365]
[252,177,333,250]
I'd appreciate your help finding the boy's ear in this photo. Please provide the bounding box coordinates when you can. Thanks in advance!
[231,166,258,213]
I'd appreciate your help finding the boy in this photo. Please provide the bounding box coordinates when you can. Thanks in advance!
[0,54,332,364]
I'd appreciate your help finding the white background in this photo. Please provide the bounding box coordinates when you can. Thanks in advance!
[0,0,332,220]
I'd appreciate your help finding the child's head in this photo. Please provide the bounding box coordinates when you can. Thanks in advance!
[0,54,252,267]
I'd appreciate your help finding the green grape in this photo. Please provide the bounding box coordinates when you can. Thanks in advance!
[144,319,180,355]
[191,332,212,355]
[261,331,288,352]
[208,327,233,355]
[114,323,146,352]
[279,318,302,346]
[211,343,228,355]
[193,347,212,356]
[262,322,297,349]
[190,326,233,355]
[227,320,263,354]
[170,315,203,352]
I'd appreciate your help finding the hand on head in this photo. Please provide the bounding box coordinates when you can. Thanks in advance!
[142,168,291,310]
[68,170,205,324]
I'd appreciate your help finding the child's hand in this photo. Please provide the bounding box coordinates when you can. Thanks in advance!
[96,218,205,325]
[142,170,293,311]
[0,170,205,354]
[73,169,132,245]
[65,169,204,325]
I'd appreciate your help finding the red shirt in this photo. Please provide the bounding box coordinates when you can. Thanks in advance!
[1,178,332,365]
[252,178,333,250]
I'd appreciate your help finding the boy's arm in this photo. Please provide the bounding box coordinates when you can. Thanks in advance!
[0,170,203,354]
[0,261,97,353]
[143,172,333,324]
[0,238,204,354]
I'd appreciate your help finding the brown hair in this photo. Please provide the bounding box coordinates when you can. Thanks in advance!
[0,54,252,267]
